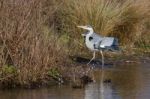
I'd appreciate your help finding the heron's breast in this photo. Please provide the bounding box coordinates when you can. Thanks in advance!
[85,36,98,51]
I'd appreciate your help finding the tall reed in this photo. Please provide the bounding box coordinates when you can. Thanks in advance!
[59,0,150,49]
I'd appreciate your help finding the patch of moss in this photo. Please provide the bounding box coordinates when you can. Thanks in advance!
[48,68,60,79]
[1,65,17,75]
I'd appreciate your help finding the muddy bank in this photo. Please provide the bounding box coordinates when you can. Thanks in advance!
[0,55,149,89]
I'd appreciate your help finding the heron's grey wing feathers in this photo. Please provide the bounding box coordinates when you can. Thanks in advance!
[111,38,119,50]
[100,37,115,47]
[112,38,119,46]
[100,37,119,51]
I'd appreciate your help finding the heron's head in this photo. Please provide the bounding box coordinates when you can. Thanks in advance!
[77,25,93,33]
[81,32,88,38]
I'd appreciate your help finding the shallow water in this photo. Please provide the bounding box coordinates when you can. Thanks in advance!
[0,61,150,99]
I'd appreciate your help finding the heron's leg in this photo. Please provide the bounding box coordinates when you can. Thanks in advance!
[100,50,104,93]
[87,51,96,65]
[84,51,96,82]
[84,52,95,77]
[100,50,104,68]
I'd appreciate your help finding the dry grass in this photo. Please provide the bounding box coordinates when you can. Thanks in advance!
[0,0,67,86]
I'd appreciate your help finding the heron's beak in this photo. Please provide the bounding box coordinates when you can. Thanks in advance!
[77,26,88,30]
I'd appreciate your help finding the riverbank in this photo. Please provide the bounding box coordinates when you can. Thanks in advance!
[0,53,149,89]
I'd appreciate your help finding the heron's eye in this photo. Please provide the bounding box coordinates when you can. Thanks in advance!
[89,36,93,41]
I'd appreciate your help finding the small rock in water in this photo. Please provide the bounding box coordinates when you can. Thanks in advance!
[72,85,82,89]
[103,79,111,83]
[72,75,93,89]
[80,75,93,84]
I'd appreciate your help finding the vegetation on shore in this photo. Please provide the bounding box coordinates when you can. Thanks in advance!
[0,0,149,88]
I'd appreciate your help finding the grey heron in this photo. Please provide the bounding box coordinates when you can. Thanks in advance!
[77,25,119,66]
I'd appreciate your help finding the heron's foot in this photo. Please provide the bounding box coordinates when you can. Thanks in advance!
[86,63,89,65]
[87,61,91,65]
[87,60,94,65]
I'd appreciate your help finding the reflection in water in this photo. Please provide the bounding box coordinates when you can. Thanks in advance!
[0,62,150,99]
[111,64,142,99]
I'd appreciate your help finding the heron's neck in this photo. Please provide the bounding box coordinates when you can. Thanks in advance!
[89,29,94,35]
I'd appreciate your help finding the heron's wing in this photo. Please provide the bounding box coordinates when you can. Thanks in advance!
[100,37,115,46]
[100,37,119,51]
